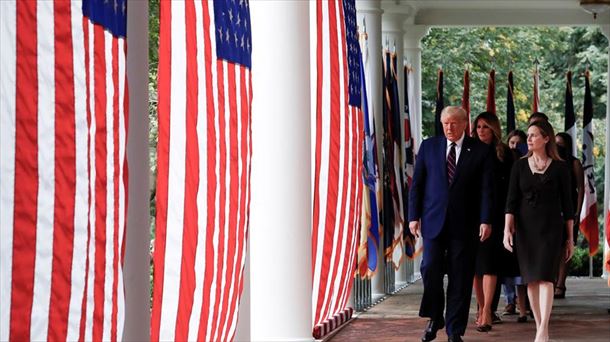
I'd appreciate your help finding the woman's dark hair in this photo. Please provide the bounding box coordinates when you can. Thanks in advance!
[528,112,549,124]
[556,132,574,160]
[471,111,507,161]
[506,129,527,144]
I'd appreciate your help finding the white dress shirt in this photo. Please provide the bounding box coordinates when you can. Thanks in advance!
[446,133,465,163]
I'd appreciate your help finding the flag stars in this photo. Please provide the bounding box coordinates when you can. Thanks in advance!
[228,9,233,22]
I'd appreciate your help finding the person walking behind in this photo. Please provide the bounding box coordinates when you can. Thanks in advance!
[504,120,574,342]
[471,112,515,332]
[554,132,584,298]
[409,106,493,342]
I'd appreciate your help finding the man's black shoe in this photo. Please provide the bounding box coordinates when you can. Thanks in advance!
[421,318,445,342]
[448,334,463,342]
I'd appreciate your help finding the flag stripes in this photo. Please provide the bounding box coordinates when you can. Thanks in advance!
[312,0,363,330]
[151,0,252,340]
[0,0,127,340]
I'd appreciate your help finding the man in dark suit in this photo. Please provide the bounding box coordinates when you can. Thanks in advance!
[408,106,493,342]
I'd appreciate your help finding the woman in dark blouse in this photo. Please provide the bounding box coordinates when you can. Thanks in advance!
[471,112,514,332]
[503,120,574,342]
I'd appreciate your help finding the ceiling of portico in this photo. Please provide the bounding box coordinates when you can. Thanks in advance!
[382,0,610,26]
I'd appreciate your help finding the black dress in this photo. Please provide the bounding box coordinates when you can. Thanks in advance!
[475,145,514,276]
[505,158,573,283]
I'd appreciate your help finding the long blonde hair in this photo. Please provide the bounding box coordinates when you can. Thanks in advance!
[471,112,506,161]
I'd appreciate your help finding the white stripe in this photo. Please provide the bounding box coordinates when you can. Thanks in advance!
[220,65,242,340]
[158,2,187,340]
[67,3,88,339]
[102,30,115,342]
[116,36,126,341]
[0,1,16,339]
[188,1,208,338]
[227,69,252,340]
[312,2,331,325]
[84,19,96,342]
[31,2,55,339]
[580,121,597,223]
[206,5,221,339]
[566,125,577,158]
[319,3,347,324]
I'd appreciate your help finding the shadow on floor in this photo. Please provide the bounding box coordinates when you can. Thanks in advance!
[329,277,610,341]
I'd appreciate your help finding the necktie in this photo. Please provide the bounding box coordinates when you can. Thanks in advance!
[447,142,456,184]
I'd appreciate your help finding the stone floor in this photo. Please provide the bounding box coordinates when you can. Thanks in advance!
[329,277,610,342]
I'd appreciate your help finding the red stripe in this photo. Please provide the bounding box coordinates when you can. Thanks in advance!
[111,37,120,342]
[174,1,199,339]
[10,1,38,340]
[79,17,91,342]
[197,1,216,338]
[48,2,76,340]
[121,40,129,268]
[150,1,172,339]
[92,23,107,342]
[210,58,227,341]
[312,0,324,279]
[316,0,341,325]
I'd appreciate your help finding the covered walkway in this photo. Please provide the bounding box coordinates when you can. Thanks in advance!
[330,277,610,341]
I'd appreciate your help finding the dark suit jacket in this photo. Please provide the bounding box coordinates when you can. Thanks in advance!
[408,135,493,239]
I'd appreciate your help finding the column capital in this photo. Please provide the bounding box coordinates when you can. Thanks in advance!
[382,13,409,34]
[356,0,383,15]
[601,24,610,40]
[403,25,430,49]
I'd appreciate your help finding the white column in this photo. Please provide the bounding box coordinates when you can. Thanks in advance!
[403,25,429,280]
[245,2,312,341]
[123,1,150,340]
[403,25,430,152]
[601,24,610,280]
[356,0,384,300]
[382,13,408,286]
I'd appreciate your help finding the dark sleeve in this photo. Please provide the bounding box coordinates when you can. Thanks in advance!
[558,162,574,221]
[479,143,494,224]
[505,159,521,214]
[408,140,427,222]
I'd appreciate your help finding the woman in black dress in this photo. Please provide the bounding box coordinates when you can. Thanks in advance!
[471,112,514,331]
[554,133,584,298]
[503,120,574,342]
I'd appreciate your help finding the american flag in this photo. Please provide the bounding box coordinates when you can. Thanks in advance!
[0,0,128,341]
[312,0,363,334]
[150,0,252,341]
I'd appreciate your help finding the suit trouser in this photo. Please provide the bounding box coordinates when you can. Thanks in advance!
[419,234,477,336]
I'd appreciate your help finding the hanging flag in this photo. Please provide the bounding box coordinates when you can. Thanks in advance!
[579,69,599,256]
[564,71,577,157]
[506,70,516,134]
[312,0,364,337]
[532,63,541,113]
[486,69,496,115]
[462,69,471,136]
[435,68,444,136]
[151,1,252,341]
[357,28,379,277]
[0,0,128,341]
[382,51,405,270]
[403,65,416,258]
